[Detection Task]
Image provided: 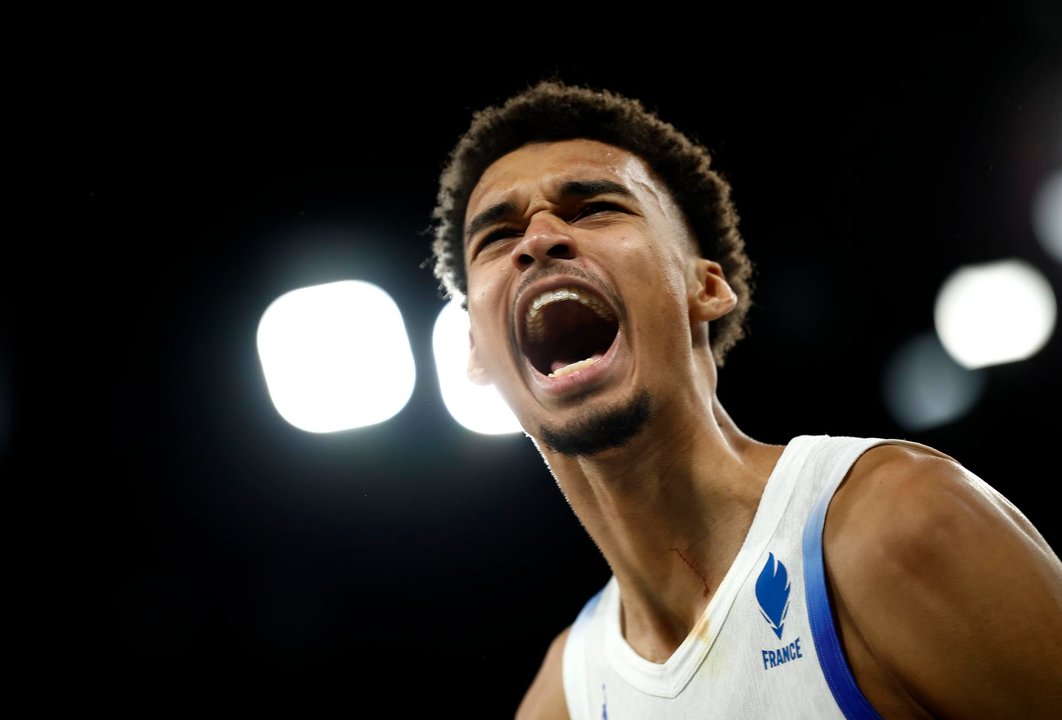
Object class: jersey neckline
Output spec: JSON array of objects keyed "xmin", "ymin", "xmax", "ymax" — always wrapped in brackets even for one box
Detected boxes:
[{"xmin": 601, "ymin": 434, "xmax": 820, "ymax": 697}]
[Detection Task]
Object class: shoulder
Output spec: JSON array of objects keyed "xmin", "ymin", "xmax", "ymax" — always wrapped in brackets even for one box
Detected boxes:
[
  {"xmin": 827, "ymin": 440, "xmax": 1055, "ymax": 564},
  {"xmin": 515, "ymin": 625, "xmax": 571, "ymax": 720},
  {"xmin": 823, "ymin": 440, "xmax": 1062, "ymax": 718},
  {"xmin": 822, "ymin": 441, "xmax": 999, "ymax": 631}
]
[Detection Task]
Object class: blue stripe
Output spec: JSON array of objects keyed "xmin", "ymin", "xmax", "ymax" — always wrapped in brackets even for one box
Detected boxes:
[{"xmin": 803, "ymin": 487, "xmax": 884, "ymax": 720}]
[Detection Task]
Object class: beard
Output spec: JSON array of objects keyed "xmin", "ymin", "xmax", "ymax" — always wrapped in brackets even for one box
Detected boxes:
[{"xmin": 537, "ymin": 389, "xmax": 652, "ymax": 457}]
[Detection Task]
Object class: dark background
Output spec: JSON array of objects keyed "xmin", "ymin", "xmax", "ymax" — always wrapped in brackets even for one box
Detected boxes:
[{"xmin": 10, "ymin": 7, "xmax": 1062, "ymax": 715}]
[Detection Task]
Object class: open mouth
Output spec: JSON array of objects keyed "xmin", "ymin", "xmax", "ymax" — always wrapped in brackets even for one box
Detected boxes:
[{"xmin": 520, "ymin": 287, "xmax": 620, "ymax": 378}]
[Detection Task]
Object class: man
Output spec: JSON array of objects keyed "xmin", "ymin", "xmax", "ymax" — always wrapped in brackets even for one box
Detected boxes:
[{"xmin": 428, "ymin": 80, "xmax": 1062, "ymax": 718}]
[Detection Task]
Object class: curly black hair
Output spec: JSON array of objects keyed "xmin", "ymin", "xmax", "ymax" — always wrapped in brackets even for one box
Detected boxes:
[{"xmin": 430, "ymin": 80, "xmax": 753, "ymax": 366}]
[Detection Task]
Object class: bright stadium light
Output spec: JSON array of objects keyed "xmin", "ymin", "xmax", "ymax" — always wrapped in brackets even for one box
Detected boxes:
[
  {"xmin": 257, "ymin": 280, "xmax": 416, "ymax": 433},
  {"xmin": 934, "ymin": 259, "xmax": 1056, "ymax": 369},
  {"xmin": 432, "ymin": 300, "xmax": 523, "ymax": 436}
]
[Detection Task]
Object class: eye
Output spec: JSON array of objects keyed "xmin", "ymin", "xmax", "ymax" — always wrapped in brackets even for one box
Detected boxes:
[
  {"xmin": 572, "ymin": 201, "xmax": 623, "ymax": 222},
  {"xmin": 473, "ymin": 227, "xmax": 521, "ymax": 257}
]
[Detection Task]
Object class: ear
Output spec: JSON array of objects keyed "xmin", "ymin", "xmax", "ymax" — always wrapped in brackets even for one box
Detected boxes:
[
  {"xmin": 466, "ymin": 329, "xmax": 492, "ymax": 386},
  {"xmin": 688, "ymin": 258, "xmax": 738, "ymax": 322}
]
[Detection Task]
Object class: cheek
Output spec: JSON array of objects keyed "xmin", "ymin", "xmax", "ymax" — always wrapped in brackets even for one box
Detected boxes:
[
  {"xmin": 467, "ymin": 284, "xmax": 512, "ymax": 364},
  {"xmin": 619, "ymin": 248, "xmax": 691, "ymax": 354},
  {"xmin": 466, "ymin": 253, "xmax": 508, "ymax": 298},
  {"xmin": 615, "ymin": 240, "xmax": 686, "ymax": 302},
  {"xmin": 467, "ymin": 288, "xmax": 508, "ymax": 340}
]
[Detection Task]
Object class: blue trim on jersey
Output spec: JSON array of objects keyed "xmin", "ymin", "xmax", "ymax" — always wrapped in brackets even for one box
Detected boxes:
[{"xmin": 803, "ymin": 488, "xmax": 884, "ymax": 720}]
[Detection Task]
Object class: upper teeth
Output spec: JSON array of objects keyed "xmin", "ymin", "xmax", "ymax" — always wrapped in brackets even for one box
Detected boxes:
[{"xmin": 525, "ymin": 287, "xmax": 616, "ymax": 343}]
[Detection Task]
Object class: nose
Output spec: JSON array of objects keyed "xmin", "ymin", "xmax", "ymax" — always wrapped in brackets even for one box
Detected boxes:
[{"xmin": 511, "ymin": 212, "xmax": 576, "ymax": 270}]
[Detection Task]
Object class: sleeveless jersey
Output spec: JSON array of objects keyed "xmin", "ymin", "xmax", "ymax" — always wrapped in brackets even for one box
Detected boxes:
[{"xmin": 562, "ymin": 434, "xmax": 895, "ymax": 719}]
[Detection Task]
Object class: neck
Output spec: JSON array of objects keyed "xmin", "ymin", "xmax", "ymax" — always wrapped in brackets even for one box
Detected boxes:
[{"xmin": 540, "ymin": 397, "xmax": 784, "ymax": 663}]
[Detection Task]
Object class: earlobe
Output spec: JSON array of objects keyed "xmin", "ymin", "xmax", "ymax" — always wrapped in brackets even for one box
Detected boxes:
[
  {"xmin": 689, "ymin": 258, "xmax": 738, "ymax": 321},
  {"xmin": 467, "ymin": 329, "xmax": 492, "ymax": 386}
]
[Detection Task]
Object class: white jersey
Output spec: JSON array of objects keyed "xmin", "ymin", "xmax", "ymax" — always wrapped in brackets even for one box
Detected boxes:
[{"xmin": 563, "ymin": 435, "xmax": 895, "ymax": 719}]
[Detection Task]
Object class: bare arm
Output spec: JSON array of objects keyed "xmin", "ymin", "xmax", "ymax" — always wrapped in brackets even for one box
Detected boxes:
[
  {"xmin": 516, "ymin": 625, "xmax": 571, "ymax": 720},
  {"xmin": 825, "ymin": 443, "xmax": 1062, "ymax": 719}
]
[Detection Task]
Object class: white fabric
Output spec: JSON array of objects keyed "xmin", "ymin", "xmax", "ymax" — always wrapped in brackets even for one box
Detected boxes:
[{"xmin": 562, "ymin": 435, "xmax": 890, "ymax": 719}]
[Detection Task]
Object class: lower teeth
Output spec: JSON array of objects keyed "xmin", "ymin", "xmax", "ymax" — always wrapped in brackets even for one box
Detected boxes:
[{"xmin": 548, "ymin": 357, "xmax": 599, "ymax": 378}]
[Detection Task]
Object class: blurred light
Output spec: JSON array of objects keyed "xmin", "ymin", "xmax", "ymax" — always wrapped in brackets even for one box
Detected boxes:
[
  {"xmin": 883, "ymin": 332, "xmax": 986, "ymax": 431},
  {"xmin": 257, "ymin": 280, "xmax": 416, "ymax": 433},
  {"xmin": 432, "ymin": 300, "xmax": 523, "ymax": 435},
  {"xmin": 934, "ymin": 259, "xmax": 1056, "ymax": 368},
  {"xmin": 1032, "ymin": 169, "xmax": 1062, "ymax": 263}
]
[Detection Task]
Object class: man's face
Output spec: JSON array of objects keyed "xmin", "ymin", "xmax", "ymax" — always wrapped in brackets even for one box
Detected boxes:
[{"xmin": 462, "ymin": 138, "xmax": 707, "ymax": 456}]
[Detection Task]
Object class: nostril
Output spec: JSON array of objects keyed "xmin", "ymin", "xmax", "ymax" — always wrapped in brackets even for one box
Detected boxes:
[
  {"xmin": 517, "ymin": 253, "xmax": 534, "ymax": 267},
  {"xmin": 547, "ymin": 243, "xmax": 571, "ymax": 258}
]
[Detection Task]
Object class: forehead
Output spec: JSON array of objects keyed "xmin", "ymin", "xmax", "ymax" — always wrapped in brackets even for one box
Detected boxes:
[{"xmin": 466, "ymin": 138, "xmax": 662, "ymax": 216}]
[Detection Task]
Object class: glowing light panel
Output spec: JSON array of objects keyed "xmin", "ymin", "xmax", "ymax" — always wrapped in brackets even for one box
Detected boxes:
[
  {"xmin": 432, "ymin": 300, "xmax": 522, "ymax": 435},
  {"xmin": 257, "ymin": 280, "xmax": 416, "ymax": 432},
  {"xmin": 934, "ymin": 259, "xmax": 1056, "ymax": 368}
]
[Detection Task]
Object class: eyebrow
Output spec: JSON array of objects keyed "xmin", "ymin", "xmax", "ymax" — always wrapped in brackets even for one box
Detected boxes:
[{"xmin": 464, "ymin": 179, "xmax": 634, "ymax": 245}]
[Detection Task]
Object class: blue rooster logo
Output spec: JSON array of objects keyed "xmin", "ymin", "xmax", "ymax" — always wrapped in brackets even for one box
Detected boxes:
[{"xmin": 755, "ymin": 552, "xmax": 791, "ymax": 640}]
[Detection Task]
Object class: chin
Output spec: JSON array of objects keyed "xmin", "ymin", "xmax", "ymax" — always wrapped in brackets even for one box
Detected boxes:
[{"xmin": 537, "ymin": 389, "xmax": 652, "ymax": 458}]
